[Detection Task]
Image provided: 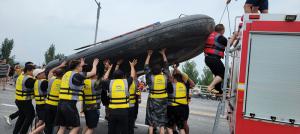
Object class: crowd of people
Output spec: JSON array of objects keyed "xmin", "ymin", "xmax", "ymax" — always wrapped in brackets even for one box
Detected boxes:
[{"xmin": 4, "ymin": 47, "xmax": 197, "ymax": 134}]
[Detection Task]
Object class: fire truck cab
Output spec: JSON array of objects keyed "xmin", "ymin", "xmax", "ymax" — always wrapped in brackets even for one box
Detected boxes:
[{"xmin": 227, "ymin": 14, "xmax": 300, "ymax": 134}]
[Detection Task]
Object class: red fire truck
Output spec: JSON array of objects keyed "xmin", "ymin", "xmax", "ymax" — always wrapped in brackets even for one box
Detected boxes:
[{"xmin": 225, "ymin": 14, "xmax": 300, "ymax": 134}]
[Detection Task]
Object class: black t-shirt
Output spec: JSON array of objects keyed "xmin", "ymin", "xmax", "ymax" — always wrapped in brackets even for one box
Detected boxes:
[
  {"xmin": 25, "ymin": 78, "xmax": 35, "ymax": 90},
  {"xmin": 217, "ymin": 35, "xmax": 228, "ymax": 47},
  {"xmin": 72, "ymin": 72, "xmax": 87, "ymax": 86},
  {"xmin": 40, "ymin": 80, "xmax": 48, "ymax": 92}
]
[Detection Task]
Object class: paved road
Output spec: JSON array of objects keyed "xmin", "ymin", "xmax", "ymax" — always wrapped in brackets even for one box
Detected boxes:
[{"xmin": 0, "ymin": 85, "xmax": 230, "ymax": 134}]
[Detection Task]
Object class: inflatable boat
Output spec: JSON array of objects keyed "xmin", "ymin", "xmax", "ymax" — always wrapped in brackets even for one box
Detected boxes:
[{"xmin": 46, "ymin": 14, "xmax": 215, "ymax": 74}]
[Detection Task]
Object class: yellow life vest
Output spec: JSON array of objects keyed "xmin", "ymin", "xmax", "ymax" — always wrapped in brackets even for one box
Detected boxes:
[
  {"xmin": 59, "ymin": 71, "xmax": 84, "ymax": 101},
  {"xmin": 15, "ymin": 74, "xmax": 34, "ymax": 101},
  {"xmin": 168, "ymin": 82, "xmax": 188, "ymax": 106},
  {"xmin": 136, "ymin": 86, "xmax": 141, "ymax": 103},
  {"xmin": 149, "ymin": 74, "xmax": 168, "ymax": 98},
  {"xmin": 129, "ymin": 81, "xmax": 137, "ymax": 107},
  {"xmin": 45, "ymin": 78, "xmax": 61, "ymax": 106},
  {"xmin": 34, "ymin": 79, "xmax": 47, "ymax": 105},
  {"xmin": 109, "ymin": 79, "xmax": 130, "ymax": 109},
  {"xmin": 83, "ymin": 79, "xmax": 101, "ymax": 105}
]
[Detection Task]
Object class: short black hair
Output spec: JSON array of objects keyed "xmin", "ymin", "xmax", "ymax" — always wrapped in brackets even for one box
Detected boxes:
[
  {"xmin": 82, "ymin": 64, "xmax": 92, "ymax": 72},
  {"xmin": 23, "ymin": 64, "xmax": 35, "ymax": 73},
  {"xmin": 113, "ymin": 69, "xmax": 124, "ymax": 79},
  {"xmin": 54, "ymin": 69, "xmax": 64, "ymax": 78},
  {"xmin": 25, "ymin": 61, "xmax": 34, "ymax": 66},
  {"xmin": 173, "ymin": 73, "xmax": 184, "ymax": 83},
  {"xmin": 215, "ymin": 24, "xmax": 225, "ymax": 32},
  {"xmin": 152, "ymin": 64, "xmax": 162, "ymax": 75},
  {"xmin": 68, "ymin": 60, "xmax": 81, "ymax": 70}
]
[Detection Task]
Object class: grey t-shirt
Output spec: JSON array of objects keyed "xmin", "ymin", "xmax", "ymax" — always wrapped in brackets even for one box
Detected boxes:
[{"xmin": 0, "ymin": 63, "xmax": 10, "ymax": 76}]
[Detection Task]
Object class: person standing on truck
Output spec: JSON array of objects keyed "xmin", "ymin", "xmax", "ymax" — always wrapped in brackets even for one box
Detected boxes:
[
  {"xmin": 204, "ymin": 24, "xmax": 227, "ymax": 95},
  {"xmin": 244, "ymin": 0, "xmax": 269, "ymax": 13},
  {"xmin": 145, "ymin": 48, "xmax": 170, "ymax": 134},
  {"xmin": 56, "ymin": 58, "xmax": 99, "ymax": 134}
]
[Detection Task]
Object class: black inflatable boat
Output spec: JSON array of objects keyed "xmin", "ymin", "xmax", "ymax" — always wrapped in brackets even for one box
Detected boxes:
[{"xmin": 46, "ymin": 14, "xmax": 215, "ymax": 74}]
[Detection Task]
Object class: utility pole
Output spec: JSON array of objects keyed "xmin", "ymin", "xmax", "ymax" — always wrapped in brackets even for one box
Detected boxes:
[{"xmin": 94, "ymin": 0, "xmax": 101, "ymax": 43}]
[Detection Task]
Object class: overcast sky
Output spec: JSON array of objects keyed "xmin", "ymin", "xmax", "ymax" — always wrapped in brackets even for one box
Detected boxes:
[{"xmin": 1, "ymin": 0, "xmax": 299, "ymax": 72}]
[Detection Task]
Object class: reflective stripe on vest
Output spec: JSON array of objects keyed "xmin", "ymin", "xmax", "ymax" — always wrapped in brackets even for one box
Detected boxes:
[
  {"xmin": 46, "ymin": 78, "xmax": 61, "ymax": 106},
  {"xmin": 168, "ymin": 82, "xmax": 188, "ymax": 106},
  {"xmin": 204, "ymin": 32, "xmax": 225, "ymax": 57},
  {"xmin": 129, "ymin": 80, "xmax": 137, "ymax": 107},
  {"xmin": 149, "ymin": 74, "xmax": 168, "ymax": 98},
  {"xmin": 59, "ymin": 71, "xmax": 84, "ymax": 101},
  {"xmin": 109, "ymin": 79, "xmax": 129, "ymax": 109},
  {"xmin": 83, "ymin": 79, "xmax": 101, "ymax": 105},
  {"xmin": 34, "ymin": 79, "xmax": 47, "ymax": 105},
  {"xmin": 136, "ymin": 88, "xmax": 141, "ymax": 103},
  {"xmin": 15, "ymin": 74, "xmax": 34, "ymax": 100}
]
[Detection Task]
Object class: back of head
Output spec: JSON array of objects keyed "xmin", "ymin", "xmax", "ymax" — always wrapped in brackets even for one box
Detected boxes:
[
  {"xmin": 24, "ymin": 64, "xmax": 35, "ymax": 73},
  {"xmin": 113, "ymin": 69, "xmax": 124, "ymax": 79},
  {"xmin": 215, "ymin": 24, "xmax": 225, "ymax": 33},
  {"xmin": 68, "ymin": 60, "xmax": 81, "ymax": 71},
  {"xmin": 25, "ymin": 61, "xmax": 34, "ymax": 66},
  {"xmin": 54, "ymin": 69, "xmax": 64, "ymax": 78},
  {"xmin": 152, "ymin": 64, "xmax": 162, "ymax": 75},
  {"xmin": 173, "ymin": 73, "xmax": 184, "ymax": 83}
]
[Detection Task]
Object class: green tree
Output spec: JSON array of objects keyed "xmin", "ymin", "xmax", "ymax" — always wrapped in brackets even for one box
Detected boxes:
[
  {"xmin": 1, "ymin": 38, "xmax": 15, "ymax": 65},
  {"xmin": 199, "ymin": 66, "xmax": 214, "ymax": 86},
  {"xmin": 182, "ymin": 60, "xmax": 200, "ymax": 84},
  {"xmin": 54, "ymin": 53, "xmax": 66, "ymax": 60},
  {"xmin": 44, "ymin": 44, "xmax": 56, "ymax": 64}
]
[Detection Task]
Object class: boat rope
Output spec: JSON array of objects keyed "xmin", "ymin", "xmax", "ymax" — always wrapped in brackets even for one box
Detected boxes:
[{"xmin": 219, "ymin": 1, "xmax": 233, "ymax": 35}]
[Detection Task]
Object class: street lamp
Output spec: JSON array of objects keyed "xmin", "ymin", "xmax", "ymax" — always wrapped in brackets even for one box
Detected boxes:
[{"xmin": 94, "ymin": 0, "xmax": 101, "ymax": 43}]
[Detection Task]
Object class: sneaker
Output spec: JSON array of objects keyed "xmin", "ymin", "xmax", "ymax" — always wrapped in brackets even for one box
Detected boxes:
[
  {"xmin": 3, "ymin": 115, "xmax": 12, "ymax": 126},
  {"xmin": 211, "ymin": 89, "xmax": 220, "ymax": 94}
]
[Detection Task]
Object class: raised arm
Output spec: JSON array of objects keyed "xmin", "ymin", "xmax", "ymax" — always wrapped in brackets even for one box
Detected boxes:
[
  {"xmin": 102, "ymin": 63, "xmax": 113, "ymax": 80},
  {"xmin": 115, "ymin": 59, "xmax": 123, "ymax": 71},
  {"xmin": 86, "ymin": 58, "xmax": 99, "ymax": 78},
  {"xmin": 145, "ymin": 50, "xmax": 153, "ymax": 66},
  {"xmin": 129, "ymin": 59, "xmax": 138, "ymax": 79},
  {"xmin": 48, "ymin": 61, "xmax": 66, "ymax": 79},
  {"xmin": 160, "ymin": 48, "xmax": 170, "ymax": 77},
  {"xmin": 159, "ymin": 48, "xmax": 167, "ymax": 63}
]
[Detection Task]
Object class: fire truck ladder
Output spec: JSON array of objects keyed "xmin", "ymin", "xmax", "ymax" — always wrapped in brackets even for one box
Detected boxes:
[{"xmin": 212, "ymin": 38, "xmax": 240, "ymax": 134}]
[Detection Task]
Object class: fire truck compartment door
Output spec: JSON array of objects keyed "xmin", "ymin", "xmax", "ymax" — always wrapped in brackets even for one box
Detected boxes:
[{"xmin": 244, "ymin": 33, "xmax": 300, "ymax": 125}]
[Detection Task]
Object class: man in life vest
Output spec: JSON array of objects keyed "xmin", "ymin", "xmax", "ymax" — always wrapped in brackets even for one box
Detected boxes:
[
  {"xmin": 171, "ymin": 63, "xmax": 195, "ymax": 134},
  {"xmin": 43, "ymin": 61, "xmax": 66, "ymax": 134},
  {"xmin": 30, "ymin": 68, "xmax": 49, "ymax": 134},
  {"xmin": 101, "ymin": 59, "xmax": 137, "ymax": 134},
  {"xmin": 56, "ymin": 58, "xmax": 99, "ymax": 134},
  {"xmin": 13, "ymin": 62, "xmax": 36, "ymax": 134},
  {"xmin": 204, "ymin": 24, "xmax": 228, "ymax": 95},
  {"xmin": 114, "ymin": 59, "xmax": 139, "ymax": 134},
  {"xmin": 81, "ymin": 62, "xmax": 111, "ymax": 134},
  {"xmin": 166, "ymin": 73, "xmax": 190, "ymax": 134},
  {"xmin": 144, "ymin": 48, "xmax": 170, "ymax": 134}
]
